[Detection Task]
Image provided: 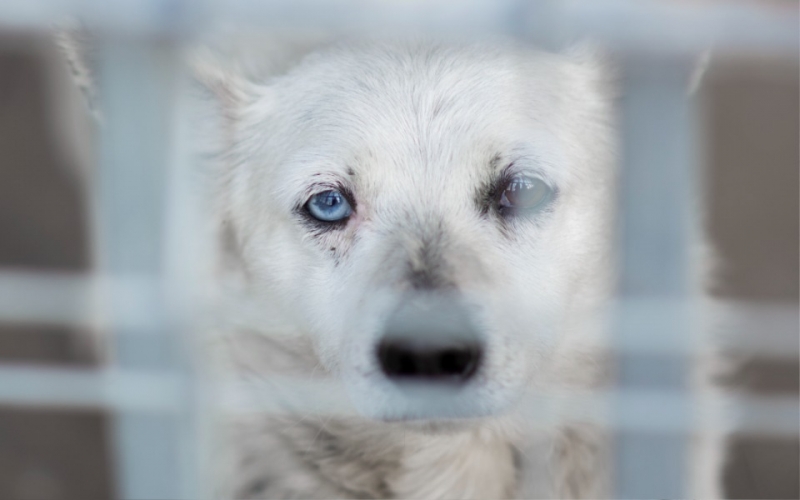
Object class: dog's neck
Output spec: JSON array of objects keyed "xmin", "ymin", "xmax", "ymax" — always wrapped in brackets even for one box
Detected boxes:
[
  {"xmin": 279, "ymin": 417, "xmax": 609, "ymax": 499},
  {"xmin": 274, "ymin": 416, "xmax": 519, "ymax": 499},
  {"xmin": 387, "ymin": 428, "xmax": 517, "ymax": 499}
]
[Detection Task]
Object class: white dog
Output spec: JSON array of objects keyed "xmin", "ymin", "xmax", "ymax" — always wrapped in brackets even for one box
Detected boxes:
[{"xmin": 62, "ymin": 35, "xmax": 723, "ymax": 499}]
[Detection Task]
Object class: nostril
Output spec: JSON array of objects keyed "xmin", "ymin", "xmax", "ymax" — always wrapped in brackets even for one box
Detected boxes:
[
  {"xmin": 388, "ymin": 347, "xmax": 417, "ymax": 377},
  {"xmin": 439, "ymin": 347, "xmax": 478, "ymax": 377},
  {"xmin": 378, "ymin": 340, "xmax": 482, "ymax": 382}
]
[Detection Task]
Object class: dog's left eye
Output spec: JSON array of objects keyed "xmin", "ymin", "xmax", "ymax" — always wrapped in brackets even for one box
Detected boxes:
[
  {"xmin": 306, "ymin": 190, "xmax": 353, "ymax": 222},
  {"xmin": 498, "ymin": 175, "xmax": 553, "ymax": 215}
]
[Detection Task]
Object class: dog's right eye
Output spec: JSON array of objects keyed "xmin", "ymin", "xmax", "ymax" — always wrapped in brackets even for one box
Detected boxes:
[{"xmin": 305, "ymin": 190, "xmax": 353, "ymax": 222}]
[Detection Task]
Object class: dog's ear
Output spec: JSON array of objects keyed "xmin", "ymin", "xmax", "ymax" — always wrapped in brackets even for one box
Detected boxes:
[
  {"xmin": 55, "ymin": 28, "xmax": 306, "ymax": 120},
  {"xmin": 687, "ymin": 49, "xmax": 712, "ymax": 95},
  {"xmin": 187, "ymin": 44, "xmax": 269, "ymax": 121},
  {"xmin": 55, "ymin": 27, "xmax": 101, "ymax": 119},
  {"xmin": 560, "ymin": 41, "xmax": 619, "ymax": 99},
  {"xmin": 563, "ymin": 41, "xmax": 712, "ymax": 97},
  {"xmin": 56, "ymin": 28, "xmax": 257, "ymax": 121},
  {"xmin": 188, "ymin": 34, "xmax": 329, "ymax": 110}
]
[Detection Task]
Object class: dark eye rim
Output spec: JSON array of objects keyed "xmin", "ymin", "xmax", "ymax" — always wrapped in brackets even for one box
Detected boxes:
[{"xmin": 298, "ymin": 185, "xmax": 356, "ymax": 230}]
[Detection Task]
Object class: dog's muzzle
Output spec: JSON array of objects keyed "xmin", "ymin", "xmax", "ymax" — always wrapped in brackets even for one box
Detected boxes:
[{"xmin": 377, "ymin": 293, "xmax": 484, "ymax": 384}]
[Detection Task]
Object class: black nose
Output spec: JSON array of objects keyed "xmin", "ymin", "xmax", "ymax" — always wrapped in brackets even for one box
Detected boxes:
[
  {"xmin": 378, "ymin": 339, "xmax": 482, "ymax": 381},
  {"xmin": 377, "ymin": 293, "xmax": 484, "ymax": 383}
]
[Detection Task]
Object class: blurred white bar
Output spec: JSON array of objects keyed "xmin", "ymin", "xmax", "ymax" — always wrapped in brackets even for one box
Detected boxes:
[
  {"xmin": 0, "ymin": 271, "xmax": 95, "ymax": 327},
  {"xmin": 96, "ymin": 40, "xmax": 194, "ymax": 500},
  {"xmin": 0, "ymin": 366, "xmax": 183, "ymax": 413},
  {"xmin": 2, "ymin": 271, "xmax": 797, "ymax": 357},
  {"xmin": 0, "ymin": 0, "xmax": 796, "ymax": 54},
  {"xmin": 220, "ymin": 379, "xmax": 800, "ymax": 437},
  {"xmin": 561, "ymin": 0, "xmax": 799, "ymax": 55},
  {"xmin": 613, "ymin": 57, "xmax": 696, "ymax": 497},
  {"xmin": 0, "ymin": 270, "xmax": 162, "ymax": 330},
  {"xmin": 160, "ymin": 60, "xmax": 216, "ymax": 500},
  {"xmin": 1, "ymin": 369, "xmax": 796, "ymax": 436},
  {"xmin": 523, "ymin": 389, "xmax": 800, "ymax": 438}
]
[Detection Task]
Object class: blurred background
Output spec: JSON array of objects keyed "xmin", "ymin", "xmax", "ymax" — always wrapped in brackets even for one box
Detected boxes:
[{"xmin": 0, "ymin": 6, "xmax": 797, "ymax": 500}]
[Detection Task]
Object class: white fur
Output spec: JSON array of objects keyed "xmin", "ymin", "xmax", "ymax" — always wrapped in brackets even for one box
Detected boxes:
[
  {"xmin": 62, "ymin": 34, "xmax": 725, "ymax": 498},
  {"xmin": 201, "ymin": 39, "xmax": 618, "ymax": 498}
]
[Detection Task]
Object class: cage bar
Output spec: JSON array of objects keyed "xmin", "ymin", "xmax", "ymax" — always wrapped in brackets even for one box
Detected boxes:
[
  {"xmin": 0, "ymin": 367, "xmax": 797, "ymax": 437},
  {"xmin": 1, "ymin": 271, "xmax": 798, "ymax": 357},
  {"xmin": 95, "ymin": 40, "xmax": 200, "ymax": 500},
  {"xmin": 613, "ymin": 56, "xmax": 699, "ymax": 498},
  {"xmin": 0, "ymin": 0, "xmax": 796, "ymax": 53}
]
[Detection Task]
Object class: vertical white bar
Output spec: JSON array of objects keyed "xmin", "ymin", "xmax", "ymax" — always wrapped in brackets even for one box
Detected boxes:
[
  {"xmin": 162, "ymin": 60, "xmax": 216, "ymax": 500},
  {"xmin": 97, "ymin": 39, "xmax": 196, "ymax": 499},
  {"xmin": 614, "ymin": 57, "xmax": 697, "ymax": 498}
]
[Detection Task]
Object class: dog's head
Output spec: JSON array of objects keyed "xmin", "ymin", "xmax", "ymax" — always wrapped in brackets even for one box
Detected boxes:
[
  {"xmin": 205, "ymin": 40, "xmax": 616, "ymax": 422},
  {"xmin": 60, "ymin": 34, "xmax": 616, "ymax": 422}
]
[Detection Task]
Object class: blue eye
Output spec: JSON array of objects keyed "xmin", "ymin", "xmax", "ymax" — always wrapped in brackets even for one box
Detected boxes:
[{"xmin": 305, "ymin": 190, "xmax": 353, "ymax": 222}]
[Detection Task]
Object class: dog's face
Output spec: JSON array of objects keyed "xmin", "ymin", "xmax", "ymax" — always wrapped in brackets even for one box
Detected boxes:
[{"xmin": 218, "ymin": 42, "xmax": 615, "ymax": 422}]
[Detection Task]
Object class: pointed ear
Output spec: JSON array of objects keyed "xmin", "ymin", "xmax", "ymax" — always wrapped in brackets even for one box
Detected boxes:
[
  {"xmin": 560, "ymin": 41, "xmax": 619, "ymax": 101},
  {"xmin": 56, "ymin": 26, "xmax": 256, "ymax": 122},
  {"xmin": 188, "ymin": 33, "xmax": 330, "ymax": 110},
  {"xmin": 688, "ymin": 49, "xmax": 712, "ymax": 95},
  {"xmin": 564, "ymin": 41, "xmax": 713, "ymax": 97},
  {"xmin": 55, "ymin": 26, "xmax": 101, "ymax": 119},
  {"xmin": 188, "ymin": 46, "xmax": 258, "ymax": 117}
]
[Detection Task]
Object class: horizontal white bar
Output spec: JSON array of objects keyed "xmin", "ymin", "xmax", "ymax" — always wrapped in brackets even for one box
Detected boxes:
[
  {"xmin": 573, "ymin": 389, "xmax": 799, "ymax": 437},
  {"xmin": 0, "ymin": 0, "xmax": 796, "ymax": 54},
  {"xmin": 0, "ymin": 365, "xmax": 184, "ymax": 413},
  {"xmin": 615, "ymin": 297, "xmax": 800, "ymax": 359},
  {"xmin": 562, "ymin": 0, "xmax": 799, "ymax": 55},
  {"xmin": 0, "ymin": 368, "xmax": 796, "ymax": 436},
  {"xmin": 1, "ymin": 271, "xmax": 797, "ymax": 357},
  {"xmin": 218, "ymin": 295, "xmax": 800, "ymax": 359},
  {"xmin": 0, "ymin": 270, "xmax": 96, "ymax": 328},
  {"xmin": 221, "ymin": 377, "xmax": 800, "ymax": 437},
  {"xmin": 0, "ymin": 270, "xmax": 165, "ymax": 331}
]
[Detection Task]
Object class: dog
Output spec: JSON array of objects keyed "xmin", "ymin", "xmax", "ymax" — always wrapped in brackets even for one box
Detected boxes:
[{"xmin": 60, "ymin": 34, "xmax": 724, "ymax": 499}]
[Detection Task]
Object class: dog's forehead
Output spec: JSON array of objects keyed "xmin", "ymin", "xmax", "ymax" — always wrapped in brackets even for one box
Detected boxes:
[
  {"xmin": 252, "ymin": 42, "xmax": 606, "ymax": 216},
  {"xmin": 271, "ymin": 44, "xmax": 575, "ymax": 176}
]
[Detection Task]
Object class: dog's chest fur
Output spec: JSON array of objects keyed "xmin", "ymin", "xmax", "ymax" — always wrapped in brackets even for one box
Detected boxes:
[
  {"xmin": 224, "ymin": 402, "xmax": 607, "ymax": 499},
  {"xmin": 388, "ymin": 431, "xmax": 517, "ymax": 499},
  {"xmin": 232, "ymin": 424, "xmax": 520, "ymax": 498}
]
